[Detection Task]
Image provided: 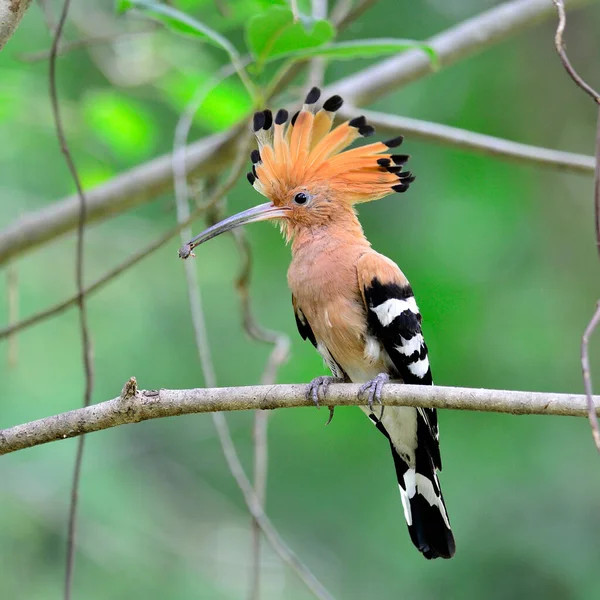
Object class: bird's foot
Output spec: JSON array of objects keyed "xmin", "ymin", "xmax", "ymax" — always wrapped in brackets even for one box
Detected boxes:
[
  {"xmin": 305, "ymin": 376, "xmax": 342, "ymax": 425},
  {"xmin": 359, "ymin": 372, "xmax": 389, "ymax": 417}
]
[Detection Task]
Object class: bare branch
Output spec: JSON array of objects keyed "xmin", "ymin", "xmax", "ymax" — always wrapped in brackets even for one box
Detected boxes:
[
  {"xmin": 6, "ymin": 264, "xmax": 18, "ymax": 367},
  {"xmin": 595, "ymin": 110, "xmax": 600, "ymax": 260},
  {"xmin": 0, "ymin": 128, "xmax": 237, "ymax": 266},
  {"xmin": 331, "ymin": 0, "xmax": 595, "ymax": 105},
  {"xmin": 1, "ymin": 383, "xmax": 599, "ymax": 456},
  {"xmin": 333, "ymin": 0, "xmax": 378, "ymax": 31},
  {"xmin": 211, "ymin": 411, "xmax": 334, "ymax": 600},
  {"xmin": 583, "ymin": 113, "xmax": 600, "ymax": 452},
  {"xmin": 249, "ymin": 408, "xmax": 268, "ymax": 600},
  {"xmin": 0, "ymin": 149, "xmax": 249, "ymax": 343},
  {"xmin": 306, "ymin": 0, "xmax": 328, "ymax": 91},
  {"xmin": 552, "ymin": 0, "xmax": 600, "ymax": 453},
  {"xmin": 2, "ymin": 0, "xmax": 592, "ymax": 266},
  {"xmin": 553, "ymin": 0, "xmax": 600, "ymax": 104},
  {"xmin": 0, "ymin": 0, "xmax": 33, "ymax": 51},
  {"xmin": 346, "ymin": 107, "xmax": 595, "ymax": 175},
  {"xmin": 582, "ymin": 302, "xmax": 600, "ymax": 452},
  {"xmin": 48, "ymin": 0, "xmax": 95, "ymax": 596}
]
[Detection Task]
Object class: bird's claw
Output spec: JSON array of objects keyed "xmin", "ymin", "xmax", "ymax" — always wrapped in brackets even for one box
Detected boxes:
[
  {"xmin": 325, "ymin": 406, "xmax": 335, "ymax": 426},
  {"xmin": 358, "ymin": 372, "xmax": 389, "ymax": 417},
  {"xmin": 305, "ymin": 376, "xmax": 341, "ymax": 425}
]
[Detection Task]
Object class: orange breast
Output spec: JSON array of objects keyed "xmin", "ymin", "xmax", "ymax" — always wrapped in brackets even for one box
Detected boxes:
[{"xmin": 288, "ymin": 229, "xmax": 384, "ymax": 381}]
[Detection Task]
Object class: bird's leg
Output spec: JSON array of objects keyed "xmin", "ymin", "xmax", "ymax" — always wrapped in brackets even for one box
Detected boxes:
[
  {"xmin": 305, "ymin": 376, "xmax": 343, "ymax": 425},
  {"xmin": 358, "ymin": 372, "xmax": 390, "ymax": 415}
]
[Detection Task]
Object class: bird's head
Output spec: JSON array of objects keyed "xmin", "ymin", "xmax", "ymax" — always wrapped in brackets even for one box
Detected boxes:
[{"xmin": 180, "ymin": 87, "xmax": 414, "ymax": 256}]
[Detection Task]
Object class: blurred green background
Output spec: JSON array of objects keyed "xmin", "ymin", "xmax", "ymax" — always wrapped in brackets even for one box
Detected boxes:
[{"xmin": 2, "ymin": 0, "xmax": 600, "ymax": 598}]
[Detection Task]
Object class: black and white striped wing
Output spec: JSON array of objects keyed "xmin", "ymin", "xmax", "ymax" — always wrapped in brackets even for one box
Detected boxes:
[
  {"xmin": 358, "ymin": 253, "xmax": 455, "ymax": 559},
  {"xmin": 363, "ymin": 277, "xmax": 440, "ymax": 463}
]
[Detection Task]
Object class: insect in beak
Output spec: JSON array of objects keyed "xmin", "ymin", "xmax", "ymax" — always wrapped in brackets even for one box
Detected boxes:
[{"xmin": 179, "ymin": 202, "xmax": 290, "ymax": 259}]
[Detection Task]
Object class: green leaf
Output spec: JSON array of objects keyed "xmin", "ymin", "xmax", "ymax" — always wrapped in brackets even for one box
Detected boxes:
[
  {"xmin": 118, "ymin": 1, "xmax": 258, "ymax": 101},
  {"xmin": 115, "ymin": 0, "xmax": 133, "ymax": 13},
  {"xmin": 270, "ymin": 38, "xmax": 438, "ymax": 67},
  {"xmin": 245, "ymin": 6, "xmax": 334, "ymax": 66},
  {"xmin": 83, "ymin": 90, "xmax": 156, "ymax": 160},
  {"xmin": 118, "ymin": 0, "xmax": 233, "ymax": 52}
]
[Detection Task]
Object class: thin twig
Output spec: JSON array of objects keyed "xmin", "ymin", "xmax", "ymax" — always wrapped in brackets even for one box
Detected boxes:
[
  {"xmin": 553, "ymin": 0, "xmax": 600, "ymax": 453},
  {"xmin": 211, "ymin": 411, "xmax": 334, "ymax": 600},
  {"xmin": 48, "ymin": 0, "xmax": 94, "ymax": 597},
  {"xmin": 333, "ymin": 0, "xmax": 379, "ymax": 31},
  {"xmin": 249, "ymin": 408, "xmax": 269, "ymax": 600},
  {"xmin": 553, "ymin": 1, "xmax": 600, "ymax": 104},
  {"xmin": 2, "ymin": 382, "xmax": 600, "ymax": 456},
  {"xmin": 37, "ymin": 0, "xmax": 56, "ymax": 33},
  {"xmin": 582, "ymin": 302, "xmax": 600, "ymax": 452},
  {"xmin": 595, "ymin": 110, "xmax": 600, "ymax": 260},
  {"xmin": 17, "ymin": 28, "xmax": 158, "ymax": 62},
  {"xmin": 6, "ymin": 265, "xmax": 18, "ymax": 367},
  {"xmin": 306, "ymin": 0, "xmax": 328, "ymax": 91},
  {"xmin": 0, "ymin": 127, "xmax": 238, "ymax": 267},
  {"xmin": 0, "ymin": 165, "xmax": 248, "ymax": 343},
  {"xmin": 344, "ymin": 107, "xmax": 596, "ymax": 175},
  {"xmin": 584, "ymin": 113, "xmax": 600, "ymax": 452}
]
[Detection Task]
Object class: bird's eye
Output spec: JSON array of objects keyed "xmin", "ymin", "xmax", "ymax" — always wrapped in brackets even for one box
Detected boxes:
[{"xmin": 294, "ymin": 192, "xmax": 308, "ymax": 205}]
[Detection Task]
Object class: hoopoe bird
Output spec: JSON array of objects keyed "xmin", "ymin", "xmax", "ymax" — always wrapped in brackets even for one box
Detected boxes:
[{"xmin": 180, "ymin": 87, "xmax": 456, "ymax": 559}]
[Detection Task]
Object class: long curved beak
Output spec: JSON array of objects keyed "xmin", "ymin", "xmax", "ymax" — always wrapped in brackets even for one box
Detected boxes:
[{"xmin": 179, "ymin": 202, "xmax": 289, "ymax": 259}]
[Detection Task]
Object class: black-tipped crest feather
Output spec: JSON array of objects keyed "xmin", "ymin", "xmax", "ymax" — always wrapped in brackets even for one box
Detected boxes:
[
  {"xmin": 275, "ymin": 109, "xmax": 288, "ymax": 125},
  {"xmin": 262, "ymin": 109, "xmax": 273, "ymax": 130},
  {"xmin": 305, "ymin": 86, "xmax": 321, "ymax": 104},
  {"xmin": 323, "ymin": 95, "xmax": 343, "ymax": 112},
  {"xmin": 384, "ymin": 136, "xmax": 404, "ymax": 148},
  {"xmin": 253, "ymin": 112, "xmax": 265, "ymax": 132},
  {"xmin": 349, "ymin": 115, "xmax": 367, "ymax": 128}
]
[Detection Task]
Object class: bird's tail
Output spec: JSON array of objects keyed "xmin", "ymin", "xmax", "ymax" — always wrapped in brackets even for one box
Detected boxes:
[{"xmin": 370, "ymin": 413, "xmax": 456, "ymax": 559}]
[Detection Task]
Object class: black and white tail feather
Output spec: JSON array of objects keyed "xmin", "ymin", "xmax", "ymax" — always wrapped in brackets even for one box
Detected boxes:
[{"xmin": 364, "ymin": 277, "xmax": 455, "ymax": 559}]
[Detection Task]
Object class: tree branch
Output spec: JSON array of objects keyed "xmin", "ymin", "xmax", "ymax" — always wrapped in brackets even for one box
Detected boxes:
[
  {"xmin": 0, "ymin": 128, "xmax": 237, "ymax": 267},
  {"xmin": 344, "ymin": 107, "xmax": 595, "ymax": 175},
  {"xmin": 332, "ymin": 0, "xmax": 595, "ymax": 104},
  {"xmin": 0, "ymin": 0, "xmax": 33, "ymax": 51},
  {"xmin": 553, "ymin": 0, "xmax": 600, "ymax": 105},
  {"xmin": 2, "ymin": 0, "xmax": 594, "ymax": 266},
  {"xmin": 2, "ymin": 382, "xmax": 599, "ymax": 456}
]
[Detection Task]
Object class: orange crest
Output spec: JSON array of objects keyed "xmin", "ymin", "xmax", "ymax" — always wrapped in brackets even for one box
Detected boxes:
[{"xmin": 246, "ymin": 87, "xmax": 415, "ymax": 206}]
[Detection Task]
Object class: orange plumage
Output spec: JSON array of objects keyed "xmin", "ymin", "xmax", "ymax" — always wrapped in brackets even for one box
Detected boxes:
[{"xmin": 248, "ymin": 93, "xmax": 412, "ymax": 212}]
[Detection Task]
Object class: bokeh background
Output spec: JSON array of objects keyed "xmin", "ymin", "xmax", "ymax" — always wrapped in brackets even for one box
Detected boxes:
[{"xmin": 2, "ymin": 0, "xmax": 600, "ymax": 598}]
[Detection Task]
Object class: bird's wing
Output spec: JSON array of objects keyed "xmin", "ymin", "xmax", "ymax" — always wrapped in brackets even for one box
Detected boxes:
[
  {"xmin": 357, "ymin": 251, "xmax": 439, "ymax": 462},
  {"xmin": 292, "ymin": 295, "xmax": 348, "ymax": 380},
  {"xmin": 357, "ymin": 251, "xmax": 454, "ymax": 559},
  {"xmin": 292, "ymin": 294, "xmax": 317, "ymax": 347}
]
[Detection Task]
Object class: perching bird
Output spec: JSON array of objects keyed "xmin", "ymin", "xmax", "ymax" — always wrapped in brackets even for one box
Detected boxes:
[{"xmin": 180, "ymin": 87, "xmax": 455, "ymax": 559}]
